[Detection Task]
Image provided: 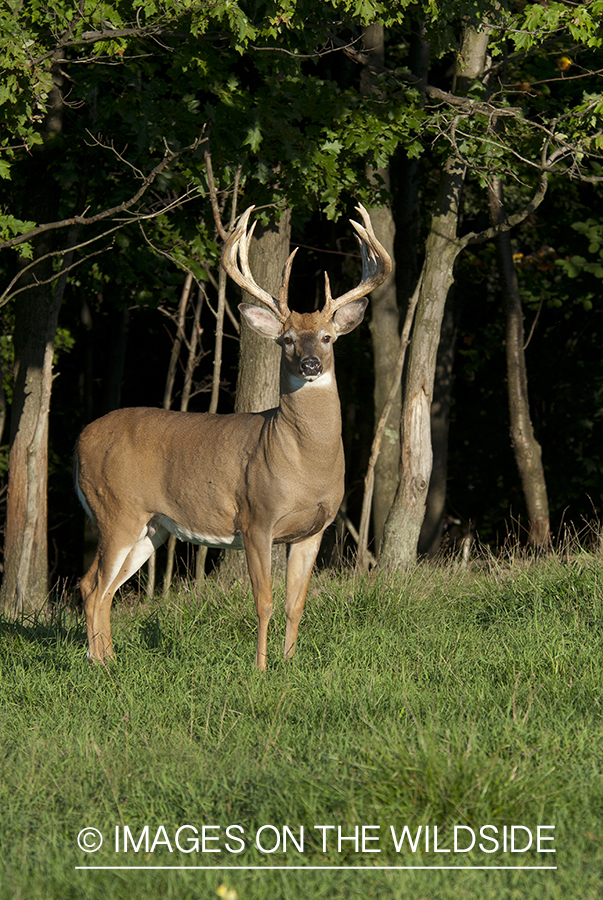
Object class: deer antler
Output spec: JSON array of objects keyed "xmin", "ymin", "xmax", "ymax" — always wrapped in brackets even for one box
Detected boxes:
[
  {"xmin": 322, "ymin": 204, "xmax": 392, "ymax": 319},
  {"xmin": 223, "ymin": 204, "xmax": 391, "ymax": 324},
  {"xmin": 221, "ymin": 206, "xmax": 297, "ymax": 324}
]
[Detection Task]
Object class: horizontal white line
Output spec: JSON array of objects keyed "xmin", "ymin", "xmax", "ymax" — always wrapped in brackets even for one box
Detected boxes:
[{"xmin": 75, "ymin": 865, "xmax": 558, "ymax": 871}]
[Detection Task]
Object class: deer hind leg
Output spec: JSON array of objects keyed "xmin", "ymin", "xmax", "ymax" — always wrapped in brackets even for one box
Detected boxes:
[
  {"xmin": 243, "ymin": 533, "xmax": 274, "ymax": 671},
  {"xmin": 284, "ymin": 531, "xmax": 323, "ymax": 660},
  {"xmin": 81, "ymin": 519, "xmax": 168, "ymax": 663},
  {"xmin": 81, "ymin": 540, "xmax": 132, "ymax": 664}
]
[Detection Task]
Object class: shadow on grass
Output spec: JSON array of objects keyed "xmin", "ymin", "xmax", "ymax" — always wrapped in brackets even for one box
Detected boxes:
[
  {"xmin": 135, "ymin": 609, "xmax": 175, "ymax": 654},
  {"xmin": 0, "ymin": 603, "xmax": 87, "ymax": 655}
]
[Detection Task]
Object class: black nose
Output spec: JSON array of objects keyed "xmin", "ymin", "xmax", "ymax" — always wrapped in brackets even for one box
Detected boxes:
[{"xmin": 300, "ymin": 357, "xmax": 322, "ymax": 377}]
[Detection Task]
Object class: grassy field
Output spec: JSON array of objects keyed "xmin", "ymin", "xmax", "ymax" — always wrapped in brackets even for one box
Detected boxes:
[{"xmin": 1, "ymin": 548, "xmax": 602, "ymax": 899}]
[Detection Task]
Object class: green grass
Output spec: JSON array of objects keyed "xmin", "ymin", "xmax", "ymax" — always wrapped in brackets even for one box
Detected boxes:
[{"xmin": 1, "ymin": 551, "xmax": 603, "ymax": 899}]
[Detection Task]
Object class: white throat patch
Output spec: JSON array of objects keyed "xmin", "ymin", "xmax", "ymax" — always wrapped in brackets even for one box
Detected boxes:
[{"xmin": 285, "ymin": 370, "xmax": 333, "ymax": 393}]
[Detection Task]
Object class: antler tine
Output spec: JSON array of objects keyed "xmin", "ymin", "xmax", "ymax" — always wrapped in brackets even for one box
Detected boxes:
[
  {"xmin": 221, "ymin": 205, "xmax": 290, "ymax": 323},
  {"xmin": 322, "ymin": 203, "xmax": 392, "ymax": 319},
  {"xmin": 277, "ymin": 247, "xmax": 297, "ymax": 317}
]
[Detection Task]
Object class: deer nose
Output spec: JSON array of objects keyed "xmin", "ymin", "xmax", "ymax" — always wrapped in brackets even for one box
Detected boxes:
[{"xmin": 300, "ymin": 356, "xmax": 322, "ymax": 377}]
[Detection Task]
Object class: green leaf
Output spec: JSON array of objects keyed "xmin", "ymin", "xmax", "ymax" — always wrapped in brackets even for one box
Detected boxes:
[{"xmin": 243, "ymin": 122, "xmax": 262, "ymax": 153}]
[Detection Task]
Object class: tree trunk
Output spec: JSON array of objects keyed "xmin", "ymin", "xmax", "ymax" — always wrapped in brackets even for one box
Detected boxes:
[
  {"xmin": 379, "ymin": 24, "xmax": 490, "ymax": 570},
  {"xmin": 418, "ymin": 296, "xmax": 458, "ymax": 556},
  {"xmin": 378, "ymin": 186, "xmax": 461, "ymax": 569},
  {"xmin": 234, "ymin": 210, "xmax": 291, "ymax": 413},
  {"xmin": 360, "ymin": 24, "xmax": 400, "ymax": 556},
  {"xmin": 2, "ymin": 63, "xmax": 65, "ymax": 613},
  {"xmin": 367, "ymin": 203, "xmax": 399, "ymax": 553},
  {"xmin": 488, "ymin": 178, "xmax": 550, "ymax": 548},
  {"xmin": 395, "ymin": 19, "xmax": 429, "ymax": 305},
  {"xmin": 219, "ymin": 209, "xmax": 291, "ymax": 581},
  {"xmin": 3, "ymin": 284, "xmax": 53, "ymax": 613},
  {"xmin": 161, "ymin": 273, "xmax": 194, "ymax": 597}
]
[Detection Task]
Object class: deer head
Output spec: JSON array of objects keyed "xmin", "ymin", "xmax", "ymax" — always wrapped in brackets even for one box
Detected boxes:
[{"xmin": 222, "ymin": 204, "xmax": 392, "ymax": 389}]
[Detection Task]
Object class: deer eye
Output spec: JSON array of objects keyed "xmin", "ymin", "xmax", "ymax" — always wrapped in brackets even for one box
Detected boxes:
[
  {"xmin": 322, "ymin": 335, "xmax": 331, "ymax": 344},
  {"xmin": 283, "ymin": 336, "xmax": 294, "ymax": 346}
]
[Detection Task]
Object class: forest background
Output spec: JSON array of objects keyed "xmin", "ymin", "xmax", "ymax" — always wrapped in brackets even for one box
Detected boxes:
[{"xmin": 1, "ymin": 0, "xmax": 603, "ymax": 612}]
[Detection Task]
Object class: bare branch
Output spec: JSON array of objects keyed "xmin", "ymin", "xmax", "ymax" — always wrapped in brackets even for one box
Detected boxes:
[
  {"xmin": 163, "ymin": 273, "xmax": 194, "ymax": 410},
  {"xmin": 523, "ymin": 295, "xmax": 545, "ymax": 351},
  {"xmin": 31, "ymin": 22, "xmax": 181, "ymax": 66},
  {"xmin": 54, "ymin": 0, "xmax": 86, "ymax": 50},
  {"xmin": 85, "ymin": 131, "xmax": 145, "ymax": 179},
  {"xmin": 329, "ymin": 33, "xmax": 522, "ymax": 118},
  {"xmin": 1, "ymin": 246, "xmax": 108, "ymax": 310},
  {"xmin": 337, "ymin": 510, "xmax": 376, "ymax": 567},
  {"xmin": 204, "ymin": 138, "xmax": 229, "ymax": 242},
  {"xmin": 442, "ymin": 117, "xmax": 603, "ymax": 178},
  {"xmin": 228, "ymin": 162, "xmax": 243, "ymax": 233},
  {"xmin": 526, "ymin": 66, "xmax": 603, "ymax": 87},
  {"xmin": 137, "ymin": 222, "xmax": 208, "ymax": 296},
  {"xmin": 461, "ymin": 171, "xmax": 549, "ymax": 248},
  {"xmin": 208, "ymin": 179, "xmax": 244, "ymax": 413},
  {"xmin": 250, "ymin": 36, "xmax": 363, "ymax": 59},
  {"xmin": 0, "ymin": 226, "xmax": 122, "ymax": 307},
  {"xmin": 198, "ymin": 262, "xmax": 240, "ymax": 333},
  {"xmin": 0, "ymin": 130, "xmax": 208, "ymax": 251}
]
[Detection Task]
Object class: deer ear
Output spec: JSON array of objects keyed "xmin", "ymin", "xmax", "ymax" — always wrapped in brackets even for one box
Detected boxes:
[
  {"xmin": 239, "ymin": 303, "xmax": 283, "ymax": 339},
  {"xmin": 332, "ymin": 297, "xmax": 368, "ymax": 335}
]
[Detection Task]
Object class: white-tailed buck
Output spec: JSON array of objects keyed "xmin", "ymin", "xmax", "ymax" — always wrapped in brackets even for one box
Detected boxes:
[{"xmin": 75, "ymin": 205, "xmax": 391, "ymax": 669}]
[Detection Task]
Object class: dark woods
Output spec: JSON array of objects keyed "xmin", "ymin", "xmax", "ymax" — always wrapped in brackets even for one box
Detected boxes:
[{"xmin": 0, "ymin": 2, "xmax": 602, "ymax": 603}]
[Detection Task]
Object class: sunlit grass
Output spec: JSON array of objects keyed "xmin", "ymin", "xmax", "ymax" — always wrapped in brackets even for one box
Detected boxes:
[{"xmin": 1, "ymin": 549, "xmax": 602, "ymax": 898}]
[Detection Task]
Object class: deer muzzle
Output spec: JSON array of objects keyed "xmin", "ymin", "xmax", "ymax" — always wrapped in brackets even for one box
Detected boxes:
[{"xmin": 300, "ymin": 356, "xmax": 322, "ymax": 378}]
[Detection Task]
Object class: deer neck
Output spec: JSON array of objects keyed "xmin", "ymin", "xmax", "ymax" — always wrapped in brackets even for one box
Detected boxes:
[{"xmin": 276, "ymin": 364, "xmax": 342, "ymax": 451}]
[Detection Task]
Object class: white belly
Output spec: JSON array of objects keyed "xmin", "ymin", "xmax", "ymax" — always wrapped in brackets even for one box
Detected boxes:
[{"xmin": 154, "ymin": 515, "xmax": 244, "ymax": 550}]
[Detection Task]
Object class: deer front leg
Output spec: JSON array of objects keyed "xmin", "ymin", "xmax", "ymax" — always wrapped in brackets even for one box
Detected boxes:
[
  {"xmin": 243, "ymin": 533, "xmax": 274, "ymax": 670},
  {"xmin": 284, "ymin": 531, "xmax": 323, "ymax": 660}
]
